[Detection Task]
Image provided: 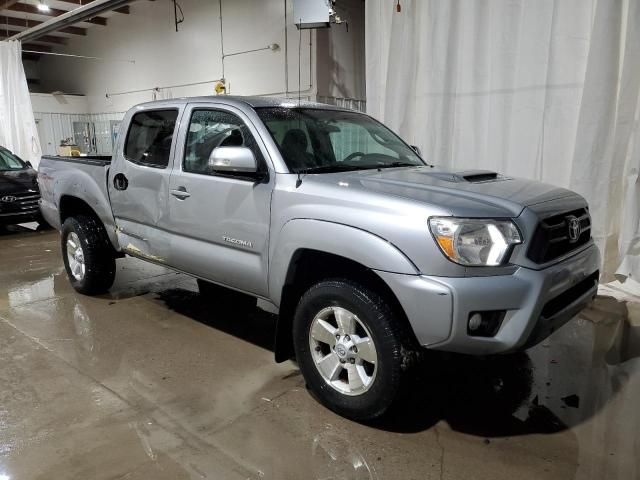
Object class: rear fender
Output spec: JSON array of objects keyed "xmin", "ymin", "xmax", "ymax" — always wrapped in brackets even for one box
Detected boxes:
[{"xmin": 53, "ymin": 169, "xmax": 119, "ymax": 249}]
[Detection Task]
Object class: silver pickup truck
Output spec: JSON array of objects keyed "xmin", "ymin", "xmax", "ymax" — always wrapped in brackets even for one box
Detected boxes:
[{"xmin": 39, "ymin": 96, "xmax": 600, "ymax": 420}]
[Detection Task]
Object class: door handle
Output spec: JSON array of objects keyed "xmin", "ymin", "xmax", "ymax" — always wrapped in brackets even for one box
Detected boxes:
[
  {"xmin": 113, "ymin": 173, "xmax": 128, "ymax": 191},
  {"xmin": 170, "ymin": 187, "xmax": 191, "ymax": 199}
]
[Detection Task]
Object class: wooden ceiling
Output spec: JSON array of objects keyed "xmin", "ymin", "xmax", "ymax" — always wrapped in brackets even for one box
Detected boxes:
[{"xmin": 0, "ymin": 1, "xmax": 132, "ymax": 58}]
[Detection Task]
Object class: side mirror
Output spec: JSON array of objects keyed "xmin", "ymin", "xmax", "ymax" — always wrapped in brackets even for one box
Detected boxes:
[
  {"xmin": 25, "ymin": 161, "xmax": 33, "ymax": 169},
  {"xmin": 410, "ymin": 145, "xmax": 422, "ymax": 156},
  {"xmin": 208, "ymin": 146, "xmax": 258, "ymax": 174}
]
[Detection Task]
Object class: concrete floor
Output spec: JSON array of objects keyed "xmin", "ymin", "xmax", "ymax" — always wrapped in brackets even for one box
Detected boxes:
[{"xmin": 0, "ymin": 226, "xmax": 638, "ymax": 480}]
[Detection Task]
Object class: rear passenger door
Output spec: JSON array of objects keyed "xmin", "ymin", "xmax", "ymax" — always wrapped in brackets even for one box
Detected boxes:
[{"xmin": 108, "ymin": 107, "xmax": 182, "ymax": 263}]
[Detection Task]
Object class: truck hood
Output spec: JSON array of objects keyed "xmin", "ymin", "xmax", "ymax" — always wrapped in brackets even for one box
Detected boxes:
[
  {"xmin": 337, "ymin": 166, "xmax": 578, "ymax": 217},
  {"xmin": 0, "ymin": 169, "xmax": 39, "ymax": 195}
]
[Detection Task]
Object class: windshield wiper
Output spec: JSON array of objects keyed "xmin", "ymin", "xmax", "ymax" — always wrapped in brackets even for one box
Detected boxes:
[
  {"xmin": 376, "ymin": 161, "xmax": 420, "ymax": 169},
  {"xmin": 296, "ymin": 164, "xmax": 375, "ymax": 174},
  {"xmin": 294, "ymin": 164, "xmax": 376, "ymax": 188}
]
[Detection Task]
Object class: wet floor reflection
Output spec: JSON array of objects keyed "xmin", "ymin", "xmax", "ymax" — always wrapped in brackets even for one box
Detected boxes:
[
  {"xmin": 156, "ymin": 287, "xmax": 577, "ymax": 433},
  {"xmin": 0, "ymin": 229, "xmax": 638, "ymax": 479},
  {"xmin": 156, "ymin": 288, "xmax": 277, "ymax": 351}
]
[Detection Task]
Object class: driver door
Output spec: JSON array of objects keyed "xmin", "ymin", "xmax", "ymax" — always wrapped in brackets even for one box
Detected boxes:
[{"xmin": 160, "ymin": 104, "xmax": 274, "ymax": 296}]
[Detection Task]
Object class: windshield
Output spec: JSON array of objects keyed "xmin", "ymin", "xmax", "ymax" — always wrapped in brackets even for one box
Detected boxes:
[
  {"xmin": 256, "ymin": 107, "xmax": 425, "ymax": 173},
  {"xmin": 0, "ymin": 148, "xmax": 27, "ymax": 171}
]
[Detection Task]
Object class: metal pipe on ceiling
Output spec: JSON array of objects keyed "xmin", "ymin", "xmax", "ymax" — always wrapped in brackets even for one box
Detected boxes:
[
  {"xmin": 105, "ymin": 78, "xmax": 225, "ymax": 98},
  {"xmin": 8, "ymin": 0, "xmax": 133, "ymax": 42},
  {"xmin": 22, "ymin": 50, "xmax": 135, "ymax": 63}
]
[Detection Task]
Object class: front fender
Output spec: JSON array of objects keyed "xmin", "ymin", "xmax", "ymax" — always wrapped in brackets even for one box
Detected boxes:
[{"xmin": 269, "ymin": 219, "xmax": 419, "ymax": 305}]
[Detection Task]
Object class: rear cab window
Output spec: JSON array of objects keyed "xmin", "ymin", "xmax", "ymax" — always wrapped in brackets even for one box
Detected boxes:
[{"xmin": 124, "ymin": 109, "xmax": 179, "ymax": 168}]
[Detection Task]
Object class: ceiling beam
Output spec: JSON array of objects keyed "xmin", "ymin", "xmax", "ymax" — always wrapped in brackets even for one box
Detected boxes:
[
  {"xmin": 54, "ymin": 1, "xmax": 130, "ymax": 14},
  {"xmin": 8, "ymin": 0, "xmax": 132, "ymax": 41},
  {"xmin": 0, "ymin": 31, "xmax": 66, "ymax": 44},
  {"xmin": 0, "ymin": 1, "xmax": 19, "ymax": 9},
  {"xmin": 0, "ymin": 15, "xmax": 87, "ymax": 35},
  {"xmin": 7, "ymin": 3, "xmax": 108, "ymax": 26}
]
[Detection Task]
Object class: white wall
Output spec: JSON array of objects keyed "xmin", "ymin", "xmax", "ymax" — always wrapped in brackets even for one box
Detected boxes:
[
  {"xmin": 39, "ymin": 0, "xmax": 316, "ymax": 113},
  {"xmin": 30, "ymin": 93, "xmax": 89, "ymax": 114},
  {"xmin": 30, "ymin": 93, "xmax": 124, "ymax": 155},
  {"xmin": 33, "ymin": 0, "xmax": 365, "ymax": 154},
  {"xmin": 31, "ymin": 93, "xmax": 88, "ymax": 155}
]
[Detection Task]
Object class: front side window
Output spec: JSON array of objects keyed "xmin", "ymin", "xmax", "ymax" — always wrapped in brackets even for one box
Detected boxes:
[
  {"xmin": 184, "ymin": 109, "xmax": 265, "ymax": 175},
  {"xmin": 124, "ymin": 109, "xmax": 178, "ymax": 168},
  {"xmin": 256, "ymin": 108, "xmax": 424, "ymax": 173},
  {"xmin": 0, "ymin": 149, "xmax": 27, "ymax": 171}
]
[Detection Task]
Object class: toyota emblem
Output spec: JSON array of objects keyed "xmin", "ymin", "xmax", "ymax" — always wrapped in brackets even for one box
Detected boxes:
[
  {"xmin": 0, "ymin": 196, "xmax": 17, "ymax": 203},
  {"xmin": 567, "ymin": 216, "xmax": 581, "ymax": 243}
]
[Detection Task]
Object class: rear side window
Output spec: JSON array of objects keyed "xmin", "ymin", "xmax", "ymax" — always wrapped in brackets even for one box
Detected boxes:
[{"xmin": 124, "ymin": 109, "xmax": 178, "ymax": 168}]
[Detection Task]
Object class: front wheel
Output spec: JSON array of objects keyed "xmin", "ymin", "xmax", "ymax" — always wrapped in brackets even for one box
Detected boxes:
[
  {"xmin": 61, "ymin": 215, "xmax": 116, "ymax": 295},
  {"xmin": 293, "ymin": 279, "xmax": 416, "ymax": 420}
]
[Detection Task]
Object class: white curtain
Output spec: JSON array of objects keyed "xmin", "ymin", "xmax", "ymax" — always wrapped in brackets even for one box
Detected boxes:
[
  {"xmin": 0, "ymin": 40, "xmax": 42, "ymax": 167},
  {"xmin": 366, "ymin": 0, "xmax": 640, "ymax": 283}
]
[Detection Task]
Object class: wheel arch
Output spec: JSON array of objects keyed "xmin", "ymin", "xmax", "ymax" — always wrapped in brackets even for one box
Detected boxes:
[
  {"xmin": 59, "ymin": 195, "xmax": 119, "ymax": 250},
  {"xmin": 273, "ymin": 248, "xmax": 418, "ymax": 362}
]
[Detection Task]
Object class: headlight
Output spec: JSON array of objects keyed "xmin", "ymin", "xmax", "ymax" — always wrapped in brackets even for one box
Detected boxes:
[{"xmin": 428, "ymin": 217, "xmax": 522, "ymax": 266}]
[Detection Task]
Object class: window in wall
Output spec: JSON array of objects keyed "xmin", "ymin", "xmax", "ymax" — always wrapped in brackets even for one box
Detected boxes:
[
  {"xmin": 184, "ymin": 109, "xmax": 265, "ymax": 175},
  {"xmin": 124, "ymin": 109, "xmax": 178, "ymax": 168}
]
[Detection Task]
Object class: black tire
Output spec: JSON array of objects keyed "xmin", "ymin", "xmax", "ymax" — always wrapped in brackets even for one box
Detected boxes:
[
  {"xmin": 61, "ymin": 215, "xmax": 116, "ymax": 295},
  {"xmin": 197, "ymin": 279, "xmax": 257, "ymax": 312},
  {"xmin": 293, "ymin": 279, "xmax": 417, "ymax": 421}
]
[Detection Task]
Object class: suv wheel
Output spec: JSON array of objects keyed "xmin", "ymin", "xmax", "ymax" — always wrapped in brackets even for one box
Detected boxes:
[
  {"xmin": 61, "ymin": 215, "xmax": 116, "ymax": 295},
  {"xmin": 293, "ymin": 279, "xmax": 415, "ymax": 420}
]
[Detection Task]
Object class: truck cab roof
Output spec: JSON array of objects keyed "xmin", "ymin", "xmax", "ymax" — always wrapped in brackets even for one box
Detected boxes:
[{"xmin": 135, "ymin": 95, "xmax": 350, "ymax": 112}]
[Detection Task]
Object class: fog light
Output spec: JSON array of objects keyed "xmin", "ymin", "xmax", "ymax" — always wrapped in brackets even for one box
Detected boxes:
[
  {"xmin": 468, "ymin": 313, "xmax": 483, "ymax": 331},
  {"xmin": 467, "ymin": 311, "xmax": 506, "ymax": 337}
]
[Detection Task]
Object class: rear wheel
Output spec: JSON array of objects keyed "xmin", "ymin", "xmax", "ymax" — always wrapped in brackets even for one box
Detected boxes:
[
  {"xmin": 293, "ymin": 279, "xmax": 416, "ymax": 420},
  {"xmin": 61, "ymin": 215, "xmax": 116, "ymax": 295}
]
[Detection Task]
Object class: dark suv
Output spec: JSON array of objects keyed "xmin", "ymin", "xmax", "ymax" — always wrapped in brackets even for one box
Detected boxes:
[{"xmin": 0, "ymin": 146, "xmax": 43, "ymax": 227}]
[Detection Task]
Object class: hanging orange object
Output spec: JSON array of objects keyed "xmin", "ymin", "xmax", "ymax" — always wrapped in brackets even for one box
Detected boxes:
[
  {"xmin": 215, "ymin": 81, "xmax": 226, "ymax": 95},
  {"xmin": 396, "ymin": 0, "xmax": 401, "ymax": 12}
]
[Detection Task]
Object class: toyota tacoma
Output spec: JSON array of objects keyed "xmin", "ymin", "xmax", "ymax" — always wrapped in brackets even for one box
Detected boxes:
[{"xmin": 38, "ymin": 96, "xmax": 600, "ymax": 420}]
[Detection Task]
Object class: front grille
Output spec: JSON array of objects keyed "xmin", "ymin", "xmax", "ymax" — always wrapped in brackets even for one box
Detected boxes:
[
  {"xmin": 0, "ymin": 191, "xmax": 40, "ymax": 214},
  {"xmin": 541, "ymin": 271, "xmax": 599, "ymax": 318},
  {"xmin": 527, "ymin": 208, "xmax": 591, "ymax": 263}
]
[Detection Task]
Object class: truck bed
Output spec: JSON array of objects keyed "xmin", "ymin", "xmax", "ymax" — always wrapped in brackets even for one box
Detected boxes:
[
  {"xmin": 41, "ymin": 155, "xmax": 112, "ymax": 166},
  {"xmin": 38, "ymin": 154, "xmax": 117, "ymax": 246}
]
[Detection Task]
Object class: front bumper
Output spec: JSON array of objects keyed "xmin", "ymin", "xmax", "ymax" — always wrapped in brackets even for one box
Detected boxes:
[
  {"xmin": 0, "ymin": 209, "xmax": 41, "ymax": 225},
  {"xmin": 376, "ymin": 243, "xmax": 600, "ymax": 355}
]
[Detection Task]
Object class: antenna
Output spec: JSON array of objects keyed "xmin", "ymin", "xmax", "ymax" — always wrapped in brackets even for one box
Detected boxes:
[{"xmin": 298, "ymin": 17, "xmax": 302, "ymax": 105}]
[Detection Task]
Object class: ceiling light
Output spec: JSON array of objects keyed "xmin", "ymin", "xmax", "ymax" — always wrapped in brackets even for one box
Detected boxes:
[{"xmin": 37, "ymin": 2, "xmax": 50, "ymax": 12}]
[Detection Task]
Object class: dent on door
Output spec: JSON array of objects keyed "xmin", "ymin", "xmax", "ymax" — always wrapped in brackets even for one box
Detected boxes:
[{"xmin": 109, "ymin": 108, "xmax": 181, "ymax": 263}]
